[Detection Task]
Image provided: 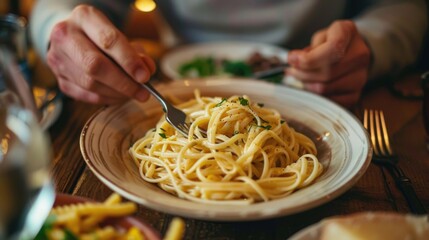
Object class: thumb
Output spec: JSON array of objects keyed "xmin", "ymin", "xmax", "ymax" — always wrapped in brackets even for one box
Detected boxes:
[{"xmin": 139, "ymin": 53, "xmax": 157, "ymax": 76}]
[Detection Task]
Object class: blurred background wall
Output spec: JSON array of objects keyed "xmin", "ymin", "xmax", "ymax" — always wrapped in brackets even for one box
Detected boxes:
[
  {"xmin": 1, "ymin": 0, "xmax": 428, "ymax": 70},
  {"xmin": 0, "ymin": 0, "xmax": 161, "ymax": 40}
]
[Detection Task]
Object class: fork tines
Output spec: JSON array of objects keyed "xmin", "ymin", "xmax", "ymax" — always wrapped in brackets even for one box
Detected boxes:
[
  {"xmin": 176, "ymin": 122, "xmax": 208, "ymax": 138},
  {"xmin": 363, "ymin": 109, "xmax": 394, "ymax": 157},
  {"xmin": 176, "ymin": 122, "xmax": 191, "ymax": 137}
]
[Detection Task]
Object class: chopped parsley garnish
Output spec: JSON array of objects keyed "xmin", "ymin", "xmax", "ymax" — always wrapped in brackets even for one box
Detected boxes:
[
  {"xmin": 248, "ymin": 124, "xmax": 272, "ymax": 131},
  {"xmin": 238, "ymin": 97, "xmax": 249, "ymax": 106},
  {"xmin": 216, "ymin": 98, "xmax": 227, "ymax": 107},
  {"xmin": 257, "ymin": 103, "xmax": 264, "ymax": 107},
  {"xmin": 159, "ymin": 133, "xmax": 167, "ymax": 139},
  {"xmin": 252, "ymin": 116, "xmax": 268, "ymax": 124},
  {"xmin": 281, "ymin": 120, "xmax": 285, "ymax": 124},
  {"xmin": 258, "ymin": 125, "xmax": 272, "ymax": 130},
  {"xmin": 160, "ymin": 128, "xmax": 166, "ymax": 132},
  {"xmin": 260, "ymin": 117, "xmax": 269, "ymax": 123}
]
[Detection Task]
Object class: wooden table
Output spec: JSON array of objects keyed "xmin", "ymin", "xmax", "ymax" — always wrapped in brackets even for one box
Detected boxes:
[{"xmin": 46, "ymin": 71, "xmax": 429, "ymax": 239}]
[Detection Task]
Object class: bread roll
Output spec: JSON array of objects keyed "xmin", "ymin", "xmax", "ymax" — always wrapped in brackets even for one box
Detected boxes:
[{"xmin": 320, "ymin": 212, "xmax": 429, "ymax": 240}]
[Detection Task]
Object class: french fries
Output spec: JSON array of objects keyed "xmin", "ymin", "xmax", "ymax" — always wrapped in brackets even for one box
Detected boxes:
[{"xmin": 35, "ymin": 193, "xmax": 185, "ymax": 240}]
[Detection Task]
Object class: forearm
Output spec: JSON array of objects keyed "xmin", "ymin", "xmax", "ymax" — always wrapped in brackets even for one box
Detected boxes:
[
  {"xmin": 355, "ymin": 0, "xmax": 427, "ymax": 79},
  {"xmin": 30, "ymin": 0, "xmax": 132, "ymax": 60},
  {"xmin": 354, "ymin": 0, "xmax": 427, "ymax": 80}
]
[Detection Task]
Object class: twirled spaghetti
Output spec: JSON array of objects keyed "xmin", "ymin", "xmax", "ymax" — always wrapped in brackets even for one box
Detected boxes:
[{"xmin": 129, "ymin": 90, "xmax": 323, "ymax": 205}]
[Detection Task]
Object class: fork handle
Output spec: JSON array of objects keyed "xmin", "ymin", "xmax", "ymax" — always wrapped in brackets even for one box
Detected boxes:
[
  {"xmin": 386, "ymin": 164, "xmax": 427, "ymax": 214},
  {"xmin": 396, "ymin": 176, "xmax": 427, "ymax": 214},
  {"xmin": 142, "ymin": 82, "xmax": 169, "ymax": 112}
]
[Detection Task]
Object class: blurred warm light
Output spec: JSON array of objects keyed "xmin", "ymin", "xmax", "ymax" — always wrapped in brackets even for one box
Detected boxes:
[
  {"xmin": 135, "ymin": 0, "xmax": 156, "ymax": 12},
  {"xmin": 1, "ymin": 134, "xmax": 10, "ymax": 156}
]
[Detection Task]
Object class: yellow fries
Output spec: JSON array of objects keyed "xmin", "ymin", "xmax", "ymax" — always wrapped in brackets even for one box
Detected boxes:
[
  {"xmin": 36, "ymin": 193, "xmax": 186, "ymax": 240},
  {"xmin": 38, "ymin": 193, "xmax": 141, "ymax": 240},
  {"xmin": 164, "ymin": 218, "xmax": 185, "ymax": 240}
]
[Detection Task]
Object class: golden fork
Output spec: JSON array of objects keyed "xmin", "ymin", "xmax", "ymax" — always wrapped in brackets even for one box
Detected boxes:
[{"xmin": 363, "ymin": 109, "xmax": 426, "ymax": 214}]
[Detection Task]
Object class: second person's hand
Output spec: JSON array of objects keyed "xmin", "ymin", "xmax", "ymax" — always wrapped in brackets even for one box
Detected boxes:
[
  {"xmin": 286, "ymin": 20, "xmax": 371, "ymax": 108},
  {"xmin": 46, "ymin": 4, "xmax": 156, "ymax": 105}
]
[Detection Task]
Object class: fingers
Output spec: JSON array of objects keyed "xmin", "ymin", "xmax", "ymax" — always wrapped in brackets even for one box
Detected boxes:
[
  {"xmin": 302, "ymin": 68, "xmax": 367, "ymax": 95},
  {"xmin": 286, "ymin": 34, "xmax": 370, "ymax": 83},
  {"xmin": 69, "ymin": 5, "xmax": 156, "ymax": 83},
  {"xmin": 287, "ymin": 22, "xmax": 370, "ymax": 84},
  {"xmin": 57, "ymin": 76, "xmax": 129, "ymax": 105},
  {"xmin": 311, "ymin": 30, "xmax": 327, "ymax": 47},
  {"xmin": 285, "ymin": 20, "xmax": 370, "ymax": 108},
  {"xmin": 302, "ymin": 68, "xmax": 367, "ymax": 107},
  {"xmin": 140, "ymin": 54, "xmax": 157, "ymax": 75},
  {"xmin": 288, "ymin": 20, "xmax": 356, "ymax": 70},
  {"xmin": 49, "ymin": 21, "xmax": 149, "ymax": 101},
  {"xmin": 47, "ymin": 4, "xmax": 158, "ymax": 105},
  {"xmin": 48, "ymin": 51, "xmax": 148, "ymax": 104}
]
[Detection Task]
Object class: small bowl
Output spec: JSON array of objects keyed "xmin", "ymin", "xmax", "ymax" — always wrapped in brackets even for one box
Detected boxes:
[{"xmin": 53, "ymin": 193, "xmax": 161, "ymax": 240}]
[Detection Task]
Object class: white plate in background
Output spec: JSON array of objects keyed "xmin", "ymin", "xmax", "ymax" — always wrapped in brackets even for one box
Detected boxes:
[{"xmin": 160, "ymin": 41, "xmax": 288, "ymax": 80}]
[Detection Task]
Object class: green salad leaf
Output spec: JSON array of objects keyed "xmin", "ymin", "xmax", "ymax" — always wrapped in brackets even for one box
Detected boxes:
[
  {"xmin": 178, "ymin": 57, "xmax": 252, "ymax": 78},
  {"xmin": 222, "ymin": 60, "xmax": 252, "ymax": 77},
  {"xmin": 178, "ymin": 57, "xmax": 217, "ymax": 77},
  {"xmin": 178, "ymin": 56, "xmax": 284, "ymax": 84}
]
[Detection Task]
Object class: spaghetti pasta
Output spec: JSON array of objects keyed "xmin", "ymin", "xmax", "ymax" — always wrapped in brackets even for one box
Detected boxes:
[{"xmin": 129, "ymin": 90, "xmax": 323, "ymax": 204}]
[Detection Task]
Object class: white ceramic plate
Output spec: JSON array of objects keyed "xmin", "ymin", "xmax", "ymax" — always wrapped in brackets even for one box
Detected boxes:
[
  {"xmin": 160, "ymin": 41, "xmax": 288, "ymax": 79},
  {"xmin": 80, "ymin": 79, "xmax": 371, "ymax": 221}
]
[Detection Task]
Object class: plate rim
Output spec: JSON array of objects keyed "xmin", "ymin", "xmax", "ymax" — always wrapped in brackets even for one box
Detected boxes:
[{"xmin": 80, "ymin": 78, "xmax": 372, "ymax": 221}]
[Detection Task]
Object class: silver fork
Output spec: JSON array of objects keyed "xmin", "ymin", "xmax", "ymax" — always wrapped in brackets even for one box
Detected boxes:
[
  {"xmin": 142, "ymin": 82, "xmax": 191, "ymax": 137},
  {"xmin": 363, "ymin": 109, "xmax": 426, "ymax": 214}
]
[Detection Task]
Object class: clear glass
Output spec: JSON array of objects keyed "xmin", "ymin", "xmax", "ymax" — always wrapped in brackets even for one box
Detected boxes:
[
  {"xmin": 0, "ymin": 14, "xmax": 53, "ymax": 238},
  {"xmin": 0, "ymin": 46, "xmax": 54, "ymax": 238},
  {"xmin": 0, "ymin": 14, "xmax": 30, "ymax": 82},
  {"xmin": 0, "ymin": 45, "xmax": 39, "ymax": 120}
]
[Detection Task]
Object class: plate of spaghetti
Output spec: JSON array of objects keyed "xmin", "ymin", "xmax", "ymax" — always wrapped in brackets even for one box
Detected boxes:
[{"xmin": 80, "ymin": 78, "xmax": 371, "ymax": 221}]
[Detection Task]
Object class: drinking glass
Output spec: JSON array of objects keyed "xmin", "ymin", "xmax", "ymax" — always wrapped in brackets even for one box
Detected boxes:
[
  {"xmin": 0, "ymin": 92, "xmax": 55, "ymax": 239},
  {"xmin": 0, "ymin": 45, "xmax": 39, "ymax": 120},
  {"xmin": 0, "ymin": 48, "xmax": 54, "ymax": 239},
  {"xmin": 0, "ymin": 14, "xmax": 30, "ymax": 82}
]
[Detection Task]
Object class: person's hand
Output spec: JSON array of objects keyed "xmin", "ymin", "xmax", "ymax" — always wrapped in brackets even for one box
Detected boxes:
[
  {"xmin": 286, "ymin": 20, "xmax": 371, "ymax": 108},
  {"xmin": 46, "ymin": 5, "xmax": 156, "ymax": 104}
]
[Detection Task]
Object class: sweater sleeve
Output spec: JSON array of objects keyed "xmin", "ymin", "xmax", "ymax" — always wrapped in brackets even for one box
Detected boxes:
[
  {"xmin": 354, "ymin": 0, "xmax": 428, "ymax": 80},
  {"xmin": 29, "ymin": 0, "xmax": 133, "ymax": 60}
]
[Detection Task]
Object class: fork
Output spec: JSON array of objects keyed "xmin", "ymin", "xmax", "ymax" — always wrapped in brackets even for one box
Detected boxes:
[
  {"xmin": 142, "ymin": 82, "xmax": 191, "ymax": 137},
  {"xmin": 363, "ymin": 109, "xmax": 427, "ymax": 214}
]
